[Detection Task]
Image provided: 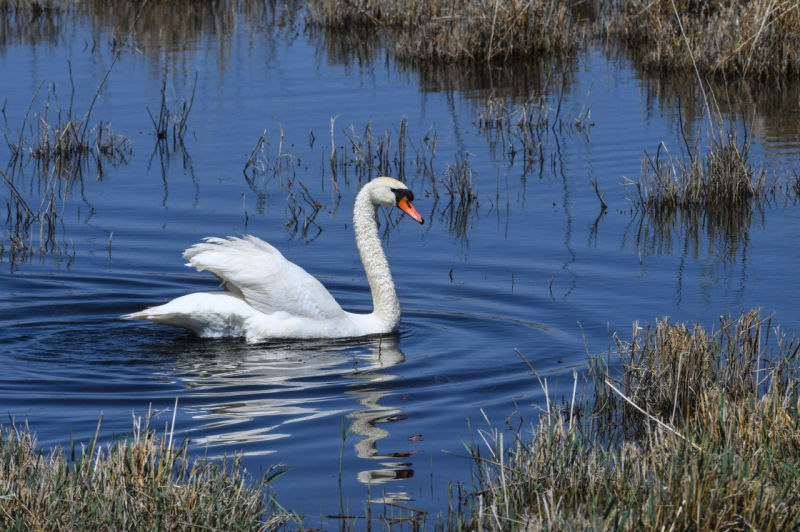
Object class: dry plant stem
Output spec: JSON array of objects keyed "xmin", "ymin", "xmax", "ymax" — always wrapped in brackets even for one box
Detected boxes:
[{"xmin": 604, "ymin": 378, "xmax": 701, "ymax": 450}]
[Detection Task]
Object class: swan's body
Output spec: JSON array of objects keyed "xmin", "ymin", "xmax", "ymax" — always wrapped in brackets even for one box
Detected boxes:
[{"xmin": 123, "ymin": 177, "xmax": 424, "ymax": 342}]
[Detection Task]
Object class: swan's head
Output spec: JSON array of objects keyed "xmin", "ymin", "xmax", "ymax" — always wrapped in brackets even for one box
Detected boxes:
[{"xmin": 367, "ymin": 177, "xmax": 424, "ymax": 224}]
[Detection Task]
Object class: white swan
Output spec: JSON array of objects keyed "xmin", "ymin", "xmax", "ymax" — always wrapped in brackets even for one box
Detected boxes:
[{"xmin": 123, "ymin": 177, "xmax": 424, "ymax": 342}]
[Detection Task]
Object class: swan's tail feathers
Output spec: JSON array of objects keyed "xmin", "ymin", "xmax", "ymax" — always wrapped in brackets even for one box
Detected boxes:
[
  {"xmin": 121, "ymin": 293, "xmax": 258, "ymax": 338},
  {"xmin": 121, "ymin": 310, "xmax": 149, "ymax": 320},
  {"xmin": 121, "ymin": 306, "xmax": 175, "ymax": 325},
  {"xmin": 122, "ymin": 305, "xmax": 209, "ymax": 333}
]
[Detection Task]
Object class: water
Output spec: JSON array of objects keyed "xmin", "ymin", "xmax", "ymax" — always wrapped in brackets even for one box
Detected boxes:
[{"xmin": 2, "ymin": 3, "xmax": 799, "ymax": 526}]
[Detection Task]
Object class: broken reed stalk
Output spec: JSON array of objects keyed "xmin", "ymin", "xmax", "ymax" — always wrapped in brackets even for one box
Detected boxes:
[{"xmin": 147, "ymin": 69, "xmax": 197, "ymax": 153}]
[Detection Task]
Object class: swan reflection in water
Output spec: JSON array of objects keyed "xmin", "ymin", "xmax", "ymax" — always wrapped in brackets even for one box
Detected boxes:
[{"xmin": 167, "ymin": 334, "xmax": 414, "ymax": 497}]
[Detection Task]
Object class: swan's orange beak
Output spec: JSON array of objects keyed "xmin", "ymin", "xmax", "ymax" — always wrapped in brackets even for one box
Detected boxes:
[{"xmin": 398, "ymin": 196, "xmax": 424, "ymax": 224}]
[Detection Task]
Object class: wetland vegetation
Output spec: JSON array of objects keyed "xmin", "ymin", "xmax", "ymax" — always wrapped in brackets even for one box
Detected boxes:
[
  {"xmin": 460, "ymin": 309, "xmax": 800, "ymax": 530},
  {"xmin": 0, "ymin": 412, "xmax": 291, "ymax": 530}
]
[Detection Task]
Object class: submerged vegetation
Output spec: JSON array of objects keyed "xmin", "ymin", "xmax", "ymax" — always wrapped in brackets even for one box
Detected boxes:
[
  {"xmin": 0, "ymin": 413, "xmax": 290, "ymax": 530},
  {"xmin": 463, "ymin": 310, "xmax": 800, "ymax": 530}
]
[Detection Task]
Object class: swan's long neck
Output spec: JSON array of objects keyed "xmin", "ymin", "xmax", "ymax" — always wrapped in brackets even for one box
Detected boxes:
[{"xmin": 353, "ymin": 189, "xmax": 400, "ymax": 330}]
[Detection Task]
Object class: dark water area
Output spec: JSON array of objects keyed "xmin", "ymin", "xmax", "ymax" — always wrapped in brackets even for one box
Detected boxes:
[{"xmin": 2, "ymin": 2, "xmax": 799, "ymax": 526}]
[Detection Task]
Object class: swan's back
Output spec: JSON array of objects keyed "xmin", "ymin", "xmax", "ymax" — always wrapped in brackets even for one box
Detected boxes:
[{"xmin": 184, "ymin": 236, "xmax": 344, "ymax": 320}]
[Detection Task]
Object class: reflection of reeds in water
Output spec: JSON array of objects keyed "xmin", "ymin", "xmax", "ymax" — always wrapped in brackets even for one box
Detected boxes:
[
  {"xmin": 1, "ymin": 167, "xmax": 78, "ymax": 271},
  {"xmin": 334, "ymin": 117, "xmax": 408, "ymax": 185},
  {"xmin": 331, "ymin": 117, "xmax": 483, "ymax": 240},
  {"xmin": 244, "ymin": 115, "xmax": 482, "ymax": 242},
  {"xmin": 0, "ymin": 0, "xmax": 70, "ymax": 47},
  {"xmin": 147, "ymin": 70, "xmax": 198, "ymax": 198},
  {"xmin": 148, "ymin": 70, "xmax": 196, "ymax": 153},
  {"xmin": 441, "ymin": 152, "xmax": 478, "ymax": 240},
  {"xmin": 29, "ymin": 116, "xmax": 131, "ymax": 179},
  {"xmin": 631, "ymin": 126, "xmax": 773, "ymax": 261},
  {"xmin": 477, "ymin": 81, "xmax": 592, "ymax": 180},
  {"xmin": 8, "ymin": 71, "xmax": 133, "ymax": 182},
  {"xmin": 0, "ymin": 0, "xmax": 298, "ymax": 67},
  {"xmin": 243, "ymin": 127, "xmax": 323, "ymax": 241},
  {"xmin": 478, "ymin": 94, "xmax": 548, "ymax": 175}
]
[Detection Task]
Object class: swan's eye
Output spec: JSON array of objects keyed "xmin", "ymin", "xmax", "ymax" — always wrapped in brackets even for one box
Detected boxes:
[{"xmin": 391, "ymin": 188, "xmax": 414, "ymax": 203}]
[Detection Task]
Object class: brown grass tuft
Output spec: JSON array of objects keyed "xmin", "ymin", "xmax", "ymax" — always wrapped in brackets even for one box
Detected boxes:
[
  {"xmin": 304, "ymin": 0, "xmax": 587, "ymax": 63},
  {"xmin": 463, "ymin": 310, "xmax": 800, "ymax": 530},
  {"xmin": 603, "ymin": 0, "xmax": 800, "ymax": 79},
  {"xmin": 0, "ymin": 413, "xmax": 290, "ymax": 530}
]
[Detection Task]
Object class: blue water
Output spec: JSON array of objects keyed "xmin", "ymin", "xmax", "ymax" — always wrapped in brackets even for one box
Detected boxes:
[{"xmin": 2, "ymin": 3, "xmax": 799, "ymax": 526}]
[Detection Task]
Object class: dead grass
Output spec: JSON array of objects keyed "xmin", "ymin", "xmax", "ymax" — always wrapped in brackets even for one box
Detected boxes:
[
  {"xmin": 602, "ymin": 0, "xmax": 800, "ymax": 79},
  {"xmin": 304, "ymin": 0, "xmax": 587, "ymax": 63},
  {"xmin": 635, "ymin": 126, "xmax": 770, "ymax": 212},
  {"xmin": 0, "ymin": 412, "xmax": 291, "ymax": 531},
  {"xmin": 463, "ymin": 309, "xmax": 800, "ymax": 530}
]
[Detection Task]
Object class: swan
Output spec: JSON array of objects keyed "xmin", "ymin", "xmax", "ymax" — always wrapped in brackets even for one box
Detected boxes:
[{"xmin": 123, "ymin": 177, "xmax": 424, "ymax": 342}]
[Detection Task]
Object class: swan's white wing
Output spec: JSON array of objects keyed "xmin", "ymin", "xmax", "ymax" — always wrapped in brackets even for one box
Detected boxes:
[{"xmin": 183, "ymin": 235, "xmax": 344, "ymax": 320}]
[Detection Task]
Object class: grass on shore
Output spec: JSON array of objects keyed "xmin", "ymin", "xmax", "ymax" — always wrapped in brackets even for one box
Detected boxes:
[
  {"xmin": 464, "ymin": 309, "xmax": 800, "ymax": 530},
  {"xmin": 0, "ymin": 412, "xmax": 291, "ymax": 531}
]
